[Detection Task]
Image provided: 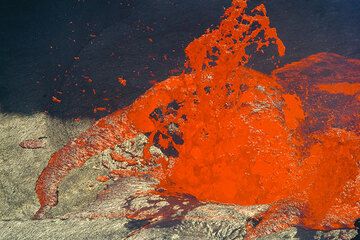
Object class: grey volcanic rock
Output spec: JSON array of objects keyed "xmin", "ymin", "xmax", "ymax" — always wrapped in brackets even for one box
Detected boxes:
[
  {"xmin": 0, "ymin": 112, "xmax": 357, "ymax": 239},
  {"xmin": 0, "ymin": 112, "xmax": 97, "ymax": 219},
  {"xmin": 0, "ymin": 219, "xmax": 130, "ymax": 240},
  {"xmin": 260, "ymin": 228, "xmax": 357, "ymax": 240}
]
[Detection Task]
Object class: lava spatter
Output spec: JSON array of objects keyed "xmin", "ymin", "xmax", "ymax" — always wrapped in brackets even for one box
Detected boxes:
[
  {"xmin": 34, "ymin": 0, "xmax": 359, "ymax": 238},
  {"xmin": 273, "ymin": 52, "xmax": 360, "ymax": 134}
]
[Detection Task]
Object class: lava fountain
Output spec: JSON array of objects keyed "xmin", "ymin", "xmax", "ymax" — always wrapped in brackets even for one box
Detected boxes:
[{"xmin": 35, "ymin": 0, "xmax": 359, "ymax": 238}]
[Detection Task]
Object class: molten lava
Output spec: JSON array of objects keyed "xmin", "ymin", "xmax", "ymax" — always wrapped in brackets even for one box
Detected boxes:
[{"xmin": 35, "ymin": 0, "xmax": 359, "ymax": 237}]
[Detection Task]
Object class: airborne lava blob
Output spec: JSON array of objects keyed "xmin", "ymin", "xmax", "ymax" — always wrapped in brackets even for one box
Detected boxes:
[{"xmin": 35, "ymin": 0, "xmax": 359, "ymax": 237}]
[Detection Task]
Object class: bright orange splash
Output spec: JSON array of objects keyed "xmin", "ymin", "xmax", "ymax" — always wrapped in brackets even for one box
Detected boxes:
[
  {"xmin": 317, "ymin": 82, "xmax": 360, "ymax": 96},
  {"xmin": 34, "ymin": 0, "xmax": 359, "ymax": 238}
]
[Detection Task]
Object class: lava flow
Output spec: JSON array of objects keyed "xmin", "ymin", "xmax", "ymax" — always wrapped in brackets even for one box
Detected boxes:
[{"xmin": 35, "ymin": 0, "xmax": 359, "ymax": 238}]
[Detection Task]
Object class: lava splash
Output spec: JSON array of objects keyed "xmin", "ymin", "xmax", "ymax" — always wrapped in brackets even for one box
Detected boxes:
[{"xmin": 34, "ymin": 0, "xmax": 359, "ymax": 238}]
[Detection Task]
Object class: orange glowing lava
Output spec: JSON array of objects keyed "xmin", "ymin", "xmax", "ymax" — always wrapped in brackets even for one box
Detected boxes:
[
  {"xmin": 317, "ymin": 82, "xmax": 360, "ymax": 96},
  {"xmin": 34, "ymin": 0, "xmax": 359, "ymax": 237}
]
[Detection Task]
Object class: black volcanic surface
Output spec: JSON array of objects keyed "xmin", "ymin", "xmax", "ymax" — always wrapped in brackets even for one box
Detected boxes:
[{"xmin": 1, "ymin": 0, "xmax": 359, "ymax": 119}]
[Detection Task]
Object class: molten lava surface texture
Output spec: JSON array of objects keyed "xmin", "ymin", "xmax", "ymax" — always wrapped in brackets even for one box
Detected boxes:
[{"xmin": 35, "ymin": 0, "xmax": 359, "ymax": 237}]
